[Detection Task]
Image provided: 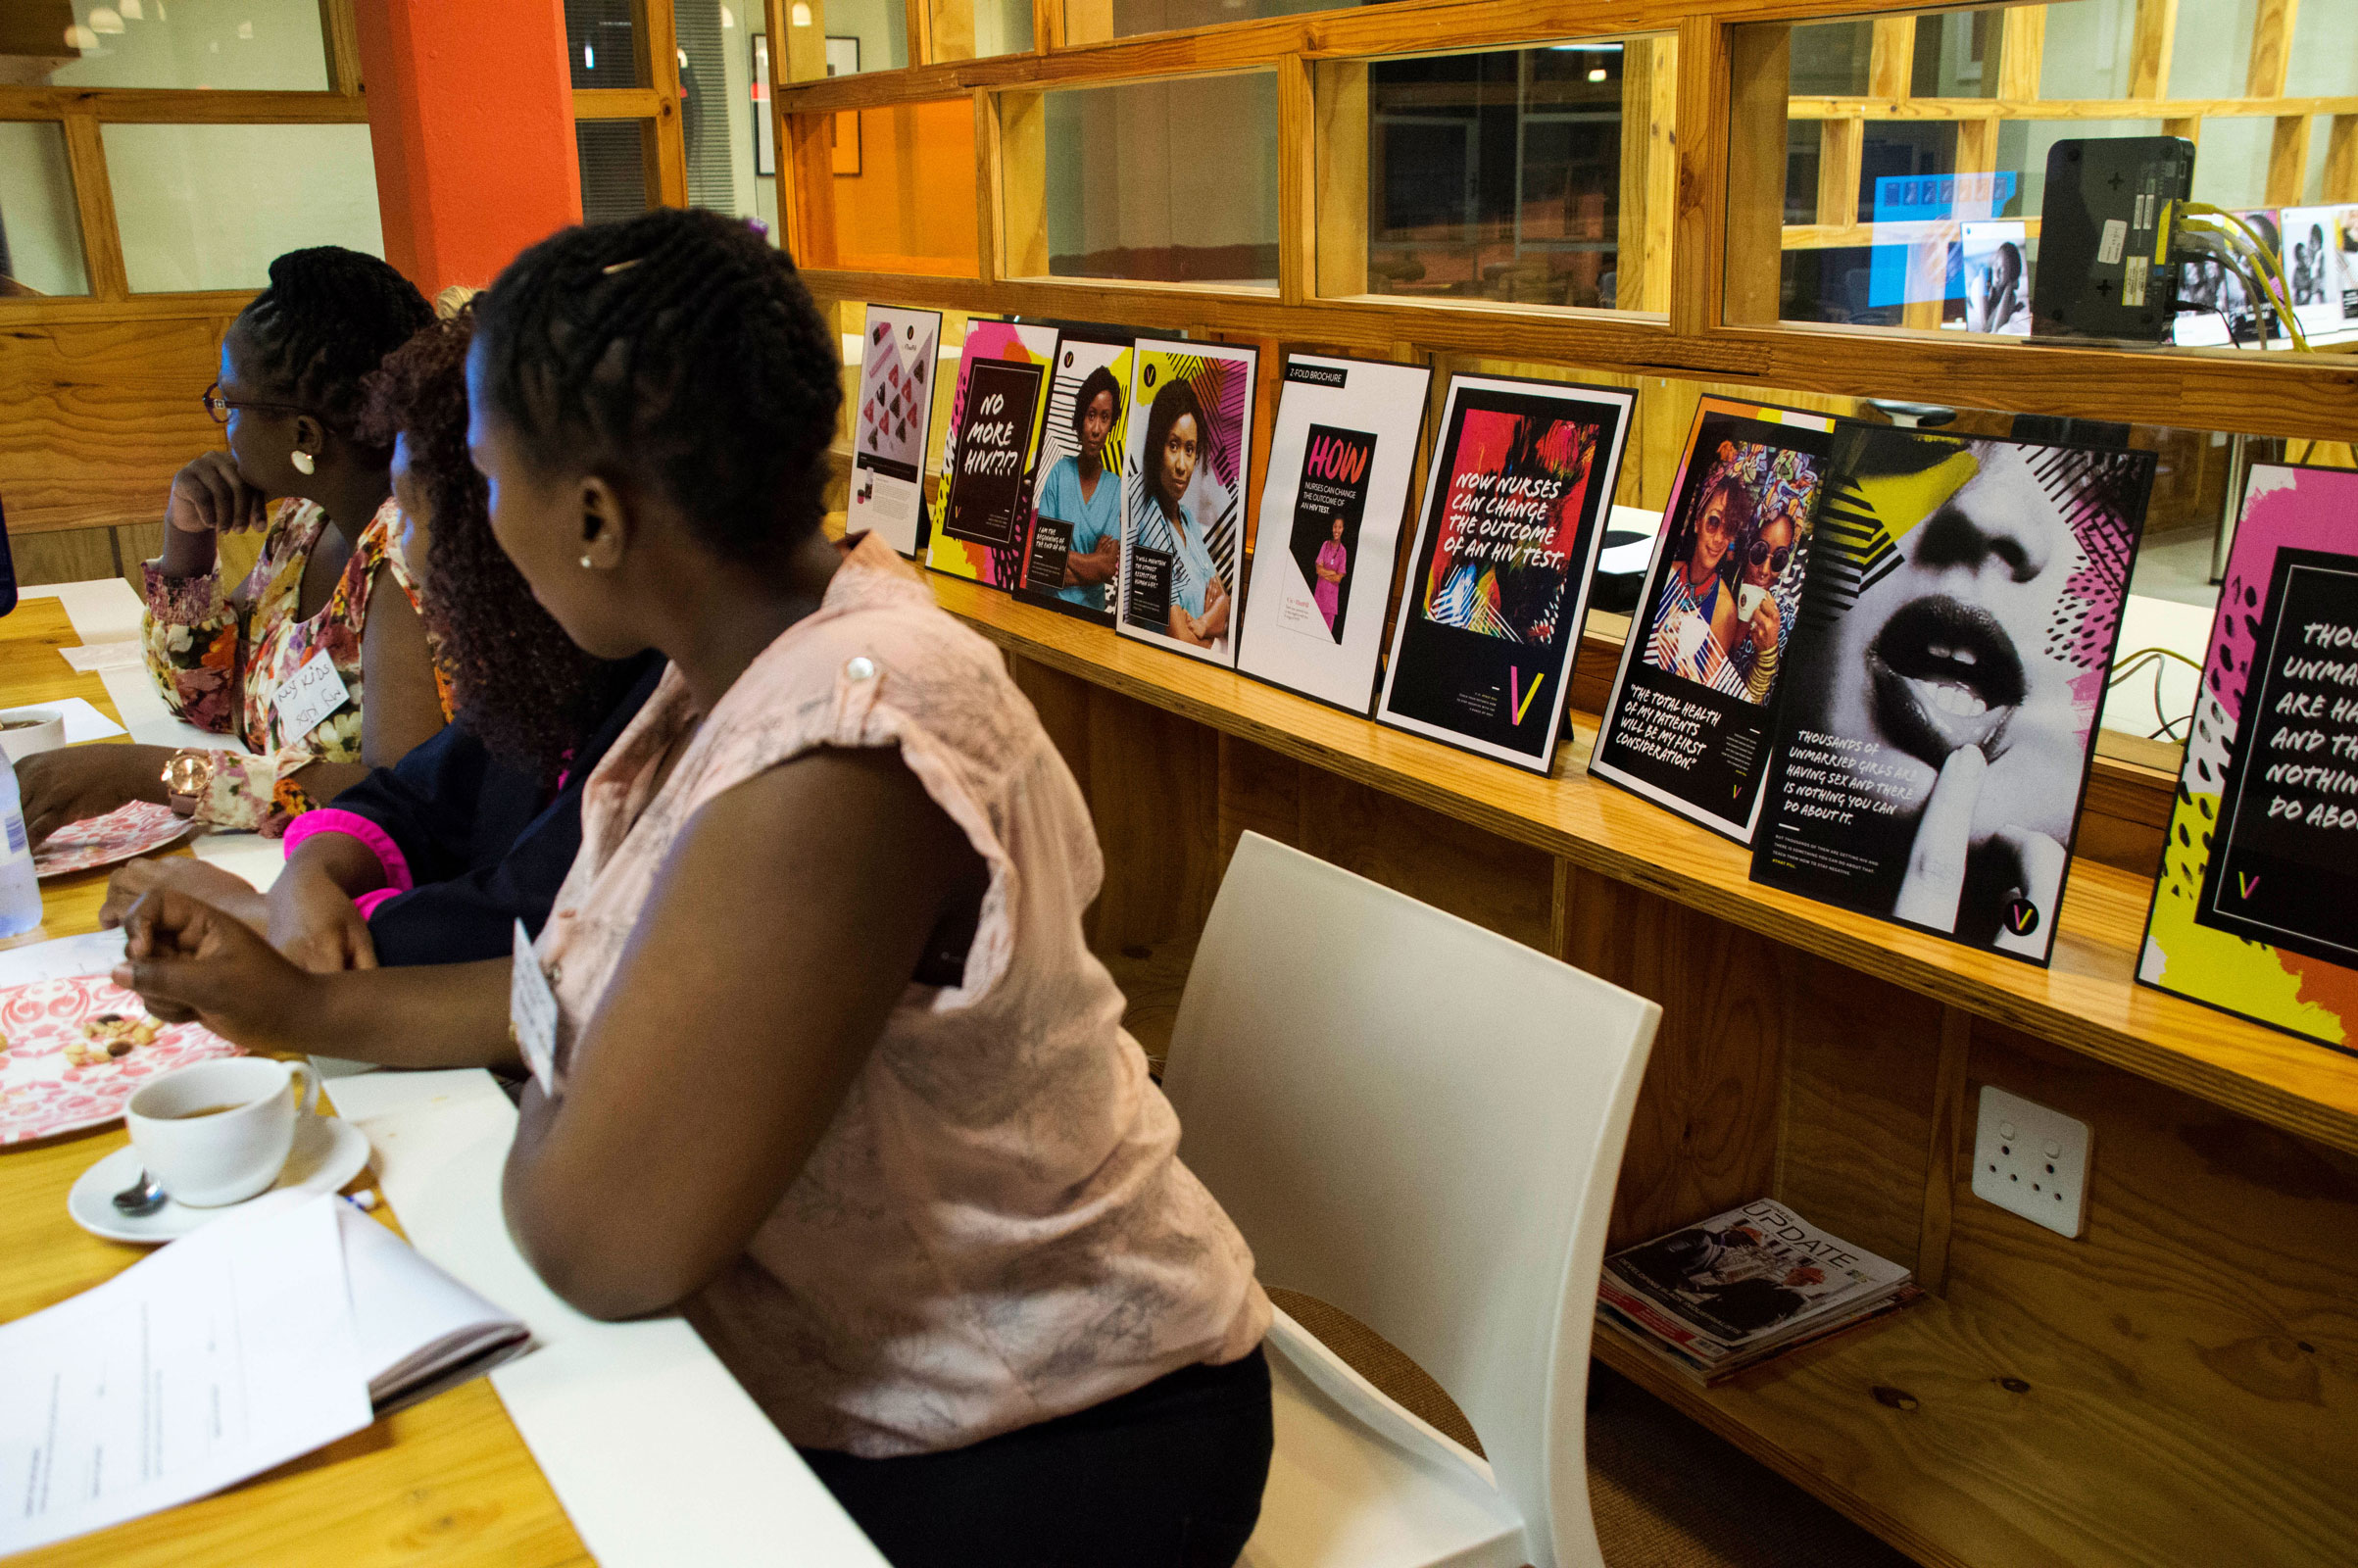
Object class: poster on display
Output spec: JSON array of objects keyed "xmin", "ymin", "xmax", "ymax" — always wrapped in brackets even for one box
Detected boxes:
[
  {"xmin": 1375, "ymin": 373, "xmax": 1635, "ymax": 773},
  {"xmin": 1748, "ymin": 426, "xmax": 2155, "ymax": 964},
  {"xmin": 1016, "ymin": 331, "xmax": 1134, "ymax": 624},
  {"xmin": 1116, "ymin": 339, "xmax": 1260, "ymax": 667},
  {"xmin": 1591, "ymin": 397, "xmax": 1837, "ymax": 842},
  {"xmin": 2138, "ymin": 465, "xmax": 2358, "ymax": 1052},
  {"xmin": 844, "ymin": 305, "xmax": 943, "ymax": 557},
  {"xmin": 2282, "ymin": 206, "xmax": 2358, "ymax": 341},
  {"xmin": 2175, "ymin": 209, "xmax": 2285, "ymax": 346},
  {"xmin": 1957, "ymin": 220, "xmax": 2030, "ymax": 335},
  {"xmin": 927, "ymin": 319, "xmax": 1060, "ymax": 589},
  {"xmin": 1235, "ymin": 354, "xmax": 1435, "ymax": 712}
]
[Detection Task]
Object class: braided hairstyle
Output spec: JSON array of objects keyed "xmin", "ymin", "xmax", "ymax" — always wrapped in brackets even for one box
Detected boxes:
[
  {"xmin": 237, "ymin": 247, "xmax": 433, "ymax": 453},
  {"xmin": 357, "ymin": 308, "xmax": 639, "ymax": 781},
  {"xmin": 472, "ymin": 208, "xmax": 841, "ymax": 568}
]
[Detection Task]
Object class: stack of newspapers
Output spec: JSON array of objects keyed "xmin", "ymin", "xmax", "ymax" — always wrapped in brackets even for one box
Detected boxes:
[{"xmin": 1597, "ymin": 1198, "xmax": 1920, "ymax": 1385}]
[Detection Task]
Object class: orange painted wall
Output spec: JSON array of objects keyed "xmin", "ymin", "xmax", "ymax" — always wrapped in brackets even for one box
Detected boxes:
[{"xmin": 356, "ymin": 0, "xmax": 584, "ymax": 298}]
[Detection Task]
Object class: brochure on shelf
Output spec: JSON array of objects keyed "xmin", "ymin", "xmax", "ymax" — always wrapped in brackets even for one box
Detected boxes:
[
  {"xmin": 1375, "ymin": 372, "xmax": 1634, "ymax": 773},
  {"xmin": 1235, "ymin": 353, "xmax": 1434, "ymax": 712},
  {"xmin": 2174, "ymin": 208, "xmax": 2287, "ymax": 347},
  {"xmin": 1748, "ymin": 425, "xmax": 2154, "ymax": 964},
  {"xmin": 2138, "ymin": 464, "xmax": 2358, "ymax": 1052},
  {"xmin": 845, "ymin": 305, "xmax": 944, "ymax": 558},
  {"xmin": 926, "ymin": 318, "xmax": 1060, "ymax": 589},
  {"xmin": 1591, "ymin": 397, "xmax": 1837, "ymax": 842},
  {"xmin": 1115, "ymin": 338, "xmax": 1260, "ymax": 667},
  {"xmin": 1014, "ymin": 330, "xmax": 1135, "ymax": 625},
  {"xmin": 2281, "ymin": 206, "xmax": 2358, "ymax": 342}
]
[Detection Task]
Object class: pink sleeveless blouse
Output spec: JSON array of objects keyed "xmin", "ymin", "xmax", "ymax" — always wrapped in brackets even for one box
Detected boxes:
[{"xmin": 533, "ymin": 534, "xmax": 1269, "ymax": 1457}]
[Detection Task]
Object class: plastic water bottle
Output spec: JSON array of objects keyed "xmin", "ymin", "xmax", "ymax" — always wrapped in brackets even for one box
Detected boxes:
[{"xmin": 0, "ymin": 756, "xmax": 43, "ymax": 938}]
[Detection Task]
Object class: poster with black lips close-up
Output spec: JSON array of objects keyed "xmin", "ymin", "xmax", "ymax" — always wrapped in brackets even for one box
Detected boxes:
[{"xmin": 1748, "ymin": 425, "xmax": 2154, "ymax": 964}]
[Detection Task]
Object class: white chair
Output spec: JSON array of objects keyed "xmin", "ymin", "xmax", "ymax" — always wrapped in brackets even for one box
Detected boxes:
[{"xmin": 1161, "ymin": 832, "xmax": 1660, "ymax": 1568}]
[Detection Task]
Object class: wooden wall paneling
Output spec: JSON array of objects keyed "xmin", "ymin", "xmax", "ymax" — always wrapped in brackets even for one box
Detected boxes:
[
  {"xmin": 996, "ymin": 91, "xmax": 1049, "ymax": 278},
  {"xmin": 10, "ymin": 526, "xmax": 123, "ymax": 589},
  {"xmin": 1720, "ymin": 23, "xmax": 1791, "ymax": 328},
  {"xmin": 1290, "ymin": 770, "xmax": 1557, "ymax": 951},
  {"xmin": 1276, "ymin": 57, "xmax": 1314, "ymax": 308},
  {"xmin": 1311, "ymin": 61, "xmax": 1370, "ymax": 300},
  {"xmin": 1668, "ymin": 16, "xmax": 1727, "ymax": 338},
  {"xmin": 1557, "ymin": 861, "xmax": 1787, "ymax": 1251},
  {"xmin": 1078, "ymin": 684, "xmax": 1221, "ymax": 955},
  {"xmin": 972, "ymin": 90, "xmax": 1003, "ymax": 283},
  {"xmin": 59, "ymin": 112, "xmax": 126, "ymax": 303},
  {"xmin": 0, "ymin": 316, "xmax": 229, "ymax": 536},
  {"xmin": 1913, "ymin": 1005, "xmax": 1974, "ymax": 1295},
  {"xmin": 2328, "ymin": 114, "xmax": 2357, "ymax": 200}
]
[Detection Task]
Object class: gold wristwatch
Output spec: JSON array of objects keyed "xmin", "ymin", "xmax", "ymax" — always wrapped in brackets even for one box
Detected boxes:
[{"xmin": 160, "ymin": 750, "xmax": 215, "ymax": 817}]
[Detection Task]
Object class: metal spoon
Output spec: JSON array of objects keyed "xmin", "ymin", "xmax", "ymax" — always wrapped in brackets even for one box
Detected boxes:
[{"xmin": 112, "ymin": 1169, "xmax": 167, "ymax": 1217}]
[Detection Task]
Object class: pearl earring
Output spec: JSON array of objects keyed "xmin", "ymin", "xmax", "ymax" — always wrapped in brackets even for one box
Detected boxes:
[
  {"xmin": 290, "ymin": 450, "xmax": 316, "ymax": 475},
  {"xmin": 580, "ymin": 555, "xmax": 595, "ymax": 569}
]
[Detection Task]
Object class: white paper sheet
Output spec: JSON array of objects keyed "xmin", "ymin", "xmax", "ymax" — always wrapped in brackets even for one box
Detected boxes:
[
  {"xmin": 0, "ymin": 927, "xmax": 127, "ymax": 988},
  {"xmin": 22, "ymin": 580, "xmax": 145, "ymax": 646},
  {"xmin": 190, "ymin": 830, "xmax": 285, "ymax": 892},
  {"xmin": 0, "ymin": 1194, "xmax": 370, "ymax": 1555},
  {"xmin": 326, "ymin": 1069, "xmax": 888, "ymax": 1567},
  {"xmin": 0, "ymin": 697, "xmax": 128, "ymax": 742},
  {"xmin": 60, "ymin": 642, "xmax": 144, "ymax": 674}
]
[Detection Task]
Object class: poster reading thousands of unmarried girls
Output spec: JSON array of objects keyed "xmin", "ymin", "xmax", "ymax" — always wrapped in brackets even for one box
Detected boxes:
[
  {"xmin": 1117, "ymin": 339, "xmax": 1260, "ymax": 667},
  {"xmin": 1749, "ymin": 425, "xmax": 2155, "ymax": 964},
  {"xmin": 845, "ymin": 305, "xmax": 943, "ymax": 557},
  {"xmin": 1591, "ymin": 397, "xmax": 1836, "ymax": 842},
  {"xmin": 1375, "ymin": 373, "xmax": 1635, "ymax": 773}
]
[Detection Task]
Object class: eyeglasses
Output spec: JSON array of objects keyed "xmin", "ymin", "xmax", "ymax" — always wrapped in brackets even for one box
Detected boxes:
[
  {"xmin": 1745, "ymin": 540, "xmax": 1793, "ymax": 574},
  {"xmin": 201, "ymin": 382, "xmax": 309, "ymax": 425}
]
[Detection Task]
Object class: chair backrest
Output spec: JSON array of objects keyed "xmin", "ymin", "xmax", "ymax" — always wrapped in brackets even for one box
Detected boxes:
[{"xmin": 1162, "ymin": 833, "xmax": 1659, "ymax": 1568}]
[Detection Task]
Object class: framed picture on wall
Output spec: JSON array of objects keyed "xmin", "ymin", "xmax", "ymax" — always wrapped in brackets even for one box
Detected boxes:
[
  {"xmin": 826, "ymin": 36, "xmax": 860, "ymax": 176},
  {"xmin": 750, "ymin": 36, "xmax": 774, "ymax": 176}
]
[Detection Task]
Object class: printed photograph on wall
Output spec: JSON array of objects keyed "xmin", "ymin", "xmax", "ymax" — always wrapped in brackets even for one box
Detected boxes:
[
  {"xmin": 1116, "ymin": 339, "xmax": 1260, "ymax": 667},
  {"xmin": 1591, "ymin": 397, "xmax": 1836, "ymax": 841},
  {"xmin": 1016, "ymin": 331, "xmax": 1134, "ymax": 625},
  {"xmin": 844, "ymin": 304, "xmax": 943, "ymax": 557},
  {"xmin": 1375, "ymin": 373, "xmax": 1635, "ymax": 772},
  {"xmin": 2139, "ymin": 464, "xmax": 2358, "ymax": 1052},
  {"xmin": 926, "ymin": 318, "xmax": 1060, "ymax": 590},
  {"xmin": 1749, "ymin": 426, "xmax": 2155, "ymax": 964},
  {"xmin": 1236, "ymin": 354, "xmax": 1433, "ymax": 712}
]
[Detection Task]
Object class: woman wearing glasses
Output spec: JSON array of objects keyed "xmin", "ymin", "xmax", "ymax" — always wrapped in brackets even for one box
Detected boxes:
[
  {"xmin": 1728, "ymin": 499, "xmax": 1803, "ymax": 705},
  {"xmin": 18, "ymin": 247, "xmax": 448, "ymax": 842}
]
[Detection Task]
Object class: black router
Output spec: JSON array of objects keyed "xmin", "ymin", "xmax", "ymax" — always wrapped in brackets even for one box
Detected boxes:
[{"xmin": 2031, "ymin": 136, "xmax": 2195, "ymax": 343}]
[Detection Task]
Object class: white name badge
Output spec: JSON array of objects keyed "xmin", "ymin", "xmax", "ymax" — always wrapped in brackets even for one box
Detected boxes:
[
  {"xmin": 511, "ymin": 919, "xmax": 562, "ymax": 1096},
  {"xmin": 274, "ymin": 649, "xmax": 351, "ymax": 740}
]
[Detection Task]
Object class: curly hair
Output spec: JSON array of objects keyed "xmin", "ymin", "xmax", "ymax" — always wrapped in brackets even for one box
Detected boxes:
[
  {"xmin": 1070, "ymin": 365, "xmax": 1122, "ymax": 445},
  {"xmin": 470, "ymin": 208, "xmax": 840, "ymax": 568},
  {"xmin": 238, "ymin": 247, "xmax": 432, "ymax": 453},
  {"xmin": 358, "ymin": 309, "xmax": 640, "ymax": 781}
]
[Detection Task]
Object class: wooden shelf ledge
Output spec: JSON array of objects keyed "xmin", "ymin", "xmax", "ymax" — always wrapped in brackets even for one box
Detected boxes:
[{"xmin": 925, "ymin": 571, "xmax": 2358, "ymax": 1157}]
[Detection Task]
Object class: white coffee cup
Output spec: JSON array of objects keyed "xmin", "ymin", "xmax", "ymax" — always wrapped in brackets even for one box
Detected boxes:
[
  {"xmin": 1737, "ymin": 582, "xmax": 1769, "ymax": 623},
  {"xmin": 0, "ymin": 706, "xmax": 67, "ymax": 763},
  {"xmin": 125, "ymin": 1057, "xmax": 320, "ymax": 1207}
]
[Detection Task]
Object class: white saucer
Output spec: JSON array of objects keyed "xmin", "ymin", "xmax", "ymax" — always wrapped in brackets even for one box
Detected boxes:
[{"xmin": 69, "ymin": 1116, "xmax": 373, "ymax": 1245}]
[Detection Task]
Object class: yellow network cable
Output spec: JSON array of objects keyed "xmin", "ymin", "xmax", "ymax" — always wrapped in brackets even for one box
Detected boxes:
[{"xmin": 2181, "ymin": 203, "xmax": 2312, "ymax": 351}]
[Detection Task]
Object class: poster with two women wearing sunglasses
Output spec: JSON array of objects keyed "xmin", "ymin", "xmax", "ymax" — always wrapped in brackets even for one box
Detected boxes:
[
  {"xmin": 1749, "ymin": 425, "xmax": 2153, "ymax": 964},
  {"xmin": 1592, "ymin": 398, "xmax": 1837, "ymax": 842}
]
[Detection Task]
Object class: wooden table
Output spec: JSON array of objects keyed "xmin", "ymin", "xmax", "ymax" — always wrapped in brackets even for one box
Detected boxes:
[{"xmin": 0, "ymin": 596, "xmax": 589, "ymax": 1568}]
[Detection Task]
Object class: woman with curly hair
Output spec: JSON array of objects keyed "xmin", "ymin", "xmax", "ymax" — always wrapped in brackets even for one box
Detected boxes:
[
  {"xmin": 104, "ymin": 303, "xmax": 661, "ymax": 971},
  {"xmin": 19, "ymin": 246, "xmax": 448, "ymax": 840}
]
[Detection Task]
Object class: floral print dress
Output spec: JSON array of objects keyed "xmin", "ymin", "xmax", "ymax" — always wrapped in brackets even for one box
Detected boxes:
[{"xmin": 142, "ymin": 496, "xmax": 426, "ymax": 834}]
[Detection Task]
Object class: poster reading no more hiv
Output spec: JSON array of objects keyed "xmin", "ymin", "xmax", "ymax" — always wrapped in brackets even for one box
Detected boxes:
[{"xmin": 927, "ymin": 319, "xmax": 1059, "ymax": 589}]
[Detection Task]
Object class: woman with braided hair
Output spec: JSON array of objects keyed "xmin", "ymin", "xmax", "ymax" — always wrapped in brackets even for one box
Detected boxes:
[
  {"xmin": 18, "ymin": 245, "xmax": 449, "ymax": 841},
  {"xmin": 112, "ymin": 208, "xmax": 1273, "ymax": 1567}
]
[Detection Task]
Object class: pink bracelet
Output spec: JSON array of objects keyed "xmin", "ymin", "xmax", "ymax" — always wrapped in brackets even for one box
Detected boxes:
[
  {"xmin": 280, "ymin": 808, "xmax": 416, "ymax": 893},
  {"xmin": 352, "ymin": 888, "xmax": 402, "ymax": 921}
]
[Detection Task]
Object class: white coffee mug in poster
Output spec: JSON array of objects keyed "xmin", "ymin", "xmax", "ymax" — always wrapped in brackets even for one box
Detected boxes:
[
  {"xmin": 846, "ymin": 304, "xmax": 945, "ymax": 557},
  {"xmin": 1236, "ymin": 354, "xmax": 1433, "ymax": 712},
  {"xmin": 1117, "ymin": 340, "xmax": 1260, "ymax": 667}
]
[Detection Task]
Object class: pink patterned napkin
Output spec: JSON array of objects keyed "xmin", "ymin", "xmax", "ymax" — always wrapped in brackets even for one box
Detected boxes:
[
  {"xmin": 0, "ymin": 974, "xmax": 240, "ymax": 1144},
  {"xmin": 34, "ymin": 801, "xmax": 195, "ymax": 879}
]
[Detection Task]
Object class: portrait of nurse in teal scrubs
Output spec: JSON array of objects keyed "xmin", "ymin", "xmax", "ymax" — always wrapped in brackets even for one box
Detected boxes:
[{"xmin": 1033, "ymin": 366, "xmax": 1123, "ymax": 614}]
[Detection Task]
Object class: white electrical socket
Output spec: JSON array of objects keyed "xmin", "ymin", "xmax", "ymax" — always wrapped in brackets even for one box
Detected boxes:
[{"xmin": 1970, "ymin": 1086, "xmax": 2091, "ymax": 1239}]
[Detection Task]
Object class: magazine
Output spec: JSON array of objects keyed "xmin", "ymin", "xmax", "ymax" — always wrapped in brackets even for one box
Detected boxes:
[
  {"xmin": 1375, "ymin": 373, "xmax": 1635, "ymax": 773},
  {"xmin": 2137, "ymin": 464, "xmax": 2358, "ymax": 1053},
  {"xmin": 927, "ymin": 318, "xmax": 1061, "ymax": 590},
  {"xmin": 1236, "ymin": 353, "xmax": 1434, "ymax": 712},
  {"xmin": 1116, "ymin": 339, "xmax": 1261, "ymax": 667},
  {"xmin": 1748, "ymin": 425, "xmax": 2154, "ymax": 964},
  {"xmin": 1590, "ymin": 397, "xmax": 1837, "ymax": 842},
  {"xmin": 1015, "ymin": 330, "xmax": 1135, "ymax": 625},
  {"xmin": 844, "ymin": 304, "xmax": 944, "ymax": 557},
  {"xmin": 1597, "ymin": 1199, "xmax": 1916, "ymax": 1383}
]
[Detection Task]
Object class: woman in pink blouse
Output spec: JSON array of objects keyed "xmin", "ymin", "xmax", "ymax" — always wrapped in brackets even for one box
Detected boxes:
[{"xmin": 116, "ymin": 210, "xmax": 1272, "ymax": 1567}]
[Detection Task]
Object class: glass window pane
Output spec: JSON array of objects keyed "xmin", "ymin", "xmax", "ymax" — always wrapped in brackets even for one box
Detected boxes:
[
  {"xmin": 1747, "ymin": 0, "xmax": 2358, "ymax": 348},
  {"xmin": 1066, "ymin": 0, "xmax": 1369, "ymax": 44},
  {"xmin": 565, "ymin": 0, "xmax": 645, "ymax": 88},
  {"xmin": 1025, "ymin": 74, "xmax": 1279, "ymax": 289},
  {"xmin": 575, "ymin": 120, "xmax": 656, "ymax": 226},
  {"xmin": 794, "ymin": 100, "xmax": 978, "ymax": 275},
  {"xmin": 818, "ymin": 0, "xmax": 908, "ymax": 75},
  {"xmin": 103, "ymin": 122, "xmax": 382, "ymax": 293},
  {"xmin": 43, "ymin": 0, "xmax": 329, "ymax": 91},
  {"xmin": 971, "ymin": 0, "xmax": 1034, "ymax": 58},
  {"xmin": 677, "ymin": 0, "xmax": 780, "ymax": 243},
  {"xmin": 0, "ymin": 122, "xmax": 89, "ymax": 298},
  {"xmin": 1343, "ymin": 39, "xmax": 1673, "ymax": 312}
]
